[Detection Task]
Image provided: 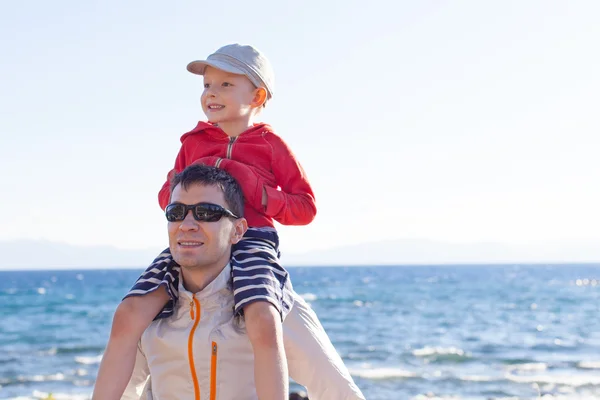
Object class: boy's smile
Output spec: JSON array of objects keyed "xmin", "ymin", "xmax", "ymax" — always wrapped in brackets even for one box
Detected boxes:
[{"xmin": 206, "ymin": 104, "xmax": 225, "ymax": 110}]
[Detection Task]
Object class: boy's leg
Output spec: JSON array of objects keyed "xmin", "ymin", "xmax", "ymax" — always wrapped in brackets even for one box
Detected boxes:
[
  {"xmin": 93, "ymin": 248, "xmax": 179, "ymax": 400},
  {"xmin": 244, "ymin": 301, "xmax": 288, "ymax": 400},
  {"xmin": 93, "ymin": 287, "xmax": 169, "ymax": 400},
  {"xmin": 283, "ymin": 293, "xmax": 366, "ymax": 400},
  {"xmin": 232, "ymin": 229, "xmax": 291, "ymax": 400}
]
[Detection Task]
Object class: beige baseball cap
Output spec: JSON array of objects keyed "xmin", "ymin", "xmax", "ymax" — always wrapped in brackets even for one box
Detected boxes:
[{"xmin": 187, "ymin": 44, "xmax": 274, "ymax": 100}]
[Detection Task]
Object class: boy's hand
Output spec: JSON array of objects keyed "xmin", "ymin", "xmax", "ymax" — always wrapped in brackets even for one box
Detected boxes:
[
  {"xmin": 217, "ymin": 159, "xmax": 273, "ymax": 211},
  {"xmin": 191, "ymin": 157, "xmax": 273, "ymax": 211}
]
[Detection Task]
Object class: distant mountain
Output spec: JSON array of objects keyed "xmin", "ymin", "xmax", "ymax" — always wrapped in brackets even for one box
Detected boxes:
[
  {"xmin": 0, "ymin": 240, "xmax": 162, "ymax": 270},
  {"xmin": 0, "ymin": 239, "xmax": 598, "ymax": 270},
  {"xmin": 281, "ymin": 239, "xmax": 600, "ymax": 266}
]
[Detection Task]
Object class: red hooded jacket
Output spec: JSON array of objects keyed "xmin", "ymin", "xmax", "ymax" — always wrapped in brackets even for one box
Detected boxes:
[{"xmin": 159, "ymin": 122, "xmax": 317, "ymax": 228}]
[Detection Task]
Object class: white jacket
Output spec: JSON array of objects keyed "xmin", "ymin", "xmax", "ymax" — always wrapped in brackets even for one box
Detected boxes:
[{"xmin": 122, "ymin": 264, "xmax": 365, "ymax": 400}]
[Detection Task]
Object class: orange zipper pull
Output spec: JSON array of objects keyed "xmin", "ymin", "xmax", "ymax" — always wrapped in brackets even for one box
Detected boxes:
[{"xmin": 210, "ymin": 341, "xmax": 218, "ymax": 400}]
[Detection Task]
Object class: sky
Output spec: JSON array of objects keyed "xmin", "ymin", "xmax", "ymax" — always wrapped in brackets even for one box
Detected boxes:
[{"xmin": 0, "ymin": 0, "xmax": 599, "ymax": 256}]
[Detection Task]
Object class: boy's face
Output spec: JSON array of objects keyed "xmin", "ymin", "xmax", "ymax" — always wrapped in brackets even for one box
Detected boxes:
[{"xmin": 201, "ymin": 66, "xmax": 259, "ymax": 124}]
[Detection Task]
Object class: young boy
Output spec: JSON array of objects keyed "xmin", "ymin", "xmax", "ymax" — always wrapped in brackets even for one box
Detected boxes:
[{"xmin": 94, "ymin": 44, "xmax": 316, "ymax": 400}]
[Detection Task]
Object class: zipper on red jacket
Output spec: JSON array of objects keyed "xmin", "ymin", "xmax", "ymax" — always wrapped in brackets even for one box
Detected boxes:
[
  {"xmin": 226, "ymin": 136, "xmax": 237, "ymax": 159},
  {"xmin": 188, "ymin": 296, "xmax": 201, "ymax": 400},
  {"xmin": 210, "ymin": 341, "xmax": 218, "ymax": 400}
]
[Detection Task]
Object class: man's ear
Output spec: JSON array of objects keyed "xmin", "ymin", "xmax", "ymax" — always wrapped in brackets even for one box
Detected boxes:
[
  {"xmin": 251, "ymin": 87, "xmax": 267, "ymax": 109},
  {"xmin": 231, "ymin": 218, "xmax": 248, "ymax": 244}
]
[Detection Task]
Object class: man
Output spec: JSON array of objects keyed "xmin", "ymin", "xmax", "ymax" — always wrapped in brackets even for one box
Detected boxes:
[{"xmin": 122, "ymin": 164, "xmax": 364, "ymax": 399}]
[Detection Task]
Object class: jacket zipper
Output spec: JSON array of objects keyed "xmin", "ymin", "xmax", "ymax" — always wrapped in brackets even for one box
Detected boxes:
[
  {"xmin": 226, "ymin": 137, "xmax": 237, "ymax": 159},
  {"xmin": 210, "ymin": 341, "xmax": 218, "ymax": 400},
  {"xmin": 188, "ymin": 296, "xmax": 201, "ymax": 400}
]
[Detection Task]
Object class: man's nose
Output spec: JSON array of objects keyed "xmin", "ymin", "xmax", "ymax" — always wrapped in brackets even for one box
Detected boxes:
[{"xmin": 179, "ymin": 211, "xmax": 199, "ymax": 230}]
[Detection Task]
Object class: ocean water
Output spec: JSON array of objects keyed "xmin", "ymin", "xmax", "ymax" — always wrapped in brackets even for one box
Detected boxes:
[{"xmin": 2, "ymin": 264, "xmax": 600, "ymax": 400}]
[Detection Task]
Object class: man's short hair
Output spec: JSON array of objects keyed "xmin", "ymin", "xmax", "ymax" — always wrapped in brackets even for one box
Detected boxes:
[{"xmin": 170, "ymin": 164, "xmax": 245, "ymax": 217}]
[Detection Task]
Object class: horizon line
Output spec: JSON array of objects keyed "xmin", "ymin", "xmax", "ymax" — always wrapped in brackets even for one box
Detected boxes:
[{"xmin": 2, "ymin": 261, "xmax": 600, "ymax": 272}]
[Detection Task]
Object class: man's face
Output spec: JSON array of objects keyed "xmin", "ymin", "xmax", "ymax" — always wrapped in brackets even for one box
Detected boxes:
[{"xmin": 168, "ymin": 182, "xmax": 242, "ymax": 272}]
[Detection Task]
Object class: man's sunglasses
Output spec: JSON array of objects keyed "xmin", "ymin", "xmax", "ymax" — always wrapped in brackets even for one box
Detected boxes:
[{"xmin": 165, "ymin": 202, "xmax": 239, "ymax": 222}]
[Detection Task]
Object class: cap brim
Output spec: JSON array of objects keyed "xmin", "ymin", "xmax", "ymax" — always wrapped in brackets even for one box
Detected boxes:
[{"xmin": 186, "ymin": 59, "xmax": 247, "ymax": 76}]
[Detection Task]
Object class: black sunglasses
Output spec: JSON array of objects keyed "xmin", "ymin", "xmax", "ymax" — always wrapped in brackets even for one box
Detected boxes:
[{"xmin": 165, "ymin": 202, "xmax": 239, "ymax": 222}]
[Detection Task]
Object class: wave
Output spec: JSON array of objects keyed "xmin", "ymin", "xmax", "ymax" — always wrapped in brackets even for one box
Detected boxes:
[
  {"xmin": 484, "ymin": 397, "xmax": 596, "ymax": 400},
  {"xmin": 577, "ymin": 361, "xmax": 600, "ymax": 370},
  {"xmin": 574, "ymin": 278, "xmax": 599, "ymax": 286},
  {"xmin": 351, "ymin": 368, "xmax": 506, "ymax": 384},
  {"xmin": 523, "ymin": 397, "xmax": 600, "ymax": 400},
  {"xmin": 38, "ymin": 347, "xmax": 58, "ymax": 356},
  {"xmin": 500, "ymin": 357, "xmax": 540, "ymax": 365},
  {"xmin": 506, "ymin": 362, "xmax": 548, "ymax": 372},
  {"xmin": 8, "ymin": 390, "xmax": 91, "ymax": 400},
  {"xmin": 75, "ymin": 355, "xmax": 103, "ymax": 365},
  {"xmin": 349, "ymin": 367, "xmax": 418, "ymax": 380},
  {"xmin": 412, "ymin": 346, "xmax": 466, "ymax": 357},
  {"xmin": 531, "ymin": 340, "xmax": 578, "ymax": 351},
  {"xmin": 415, "ymin": 394, "xmax": 600, "ymax": 400},
  {"xmin": 300, "ymin": 292, "xmax": 317, "ymax": 301},
  {"xmin": 505, "ymin": 372, "xmax": 600, "ymax": 387},
  {"xmin": 352, "ymin": 366, "xmax": 600, "ymax": 388},
  {"xmin": 55, "ymin": 345, "xmax": 105, "ymax": 355},
  {"xmin": 412, "ymin": 346, "xmax": 471, "ymax": 362},
  {"xmin": 0, "ymin": 355, "xmax": 19, "ymax": 364},
  {"xmin": 0, "ymin": 373, "xmax": 66, "ymax": 386},
  {"xmin": 459, "ymin": 374, "xmax": 495, "ymax": 382}
]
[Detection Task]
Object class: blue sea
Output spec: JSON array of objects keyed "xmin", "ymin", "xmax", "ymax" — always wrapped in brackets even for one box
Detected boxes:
[{"xmin": 2, "ymin": 264, "xmax": 600, "ymax": 400}]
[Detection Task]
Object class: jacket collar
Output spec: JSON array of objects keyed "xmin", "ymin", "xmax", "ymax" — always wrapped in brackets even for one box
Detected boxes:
[
  {"xmin": 180, "ymin": 121, "xmax": 272, "ymax": 143},
  {"xmin": 177, "ymin": 263, "xmax": 232, "ymax": 302}
]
